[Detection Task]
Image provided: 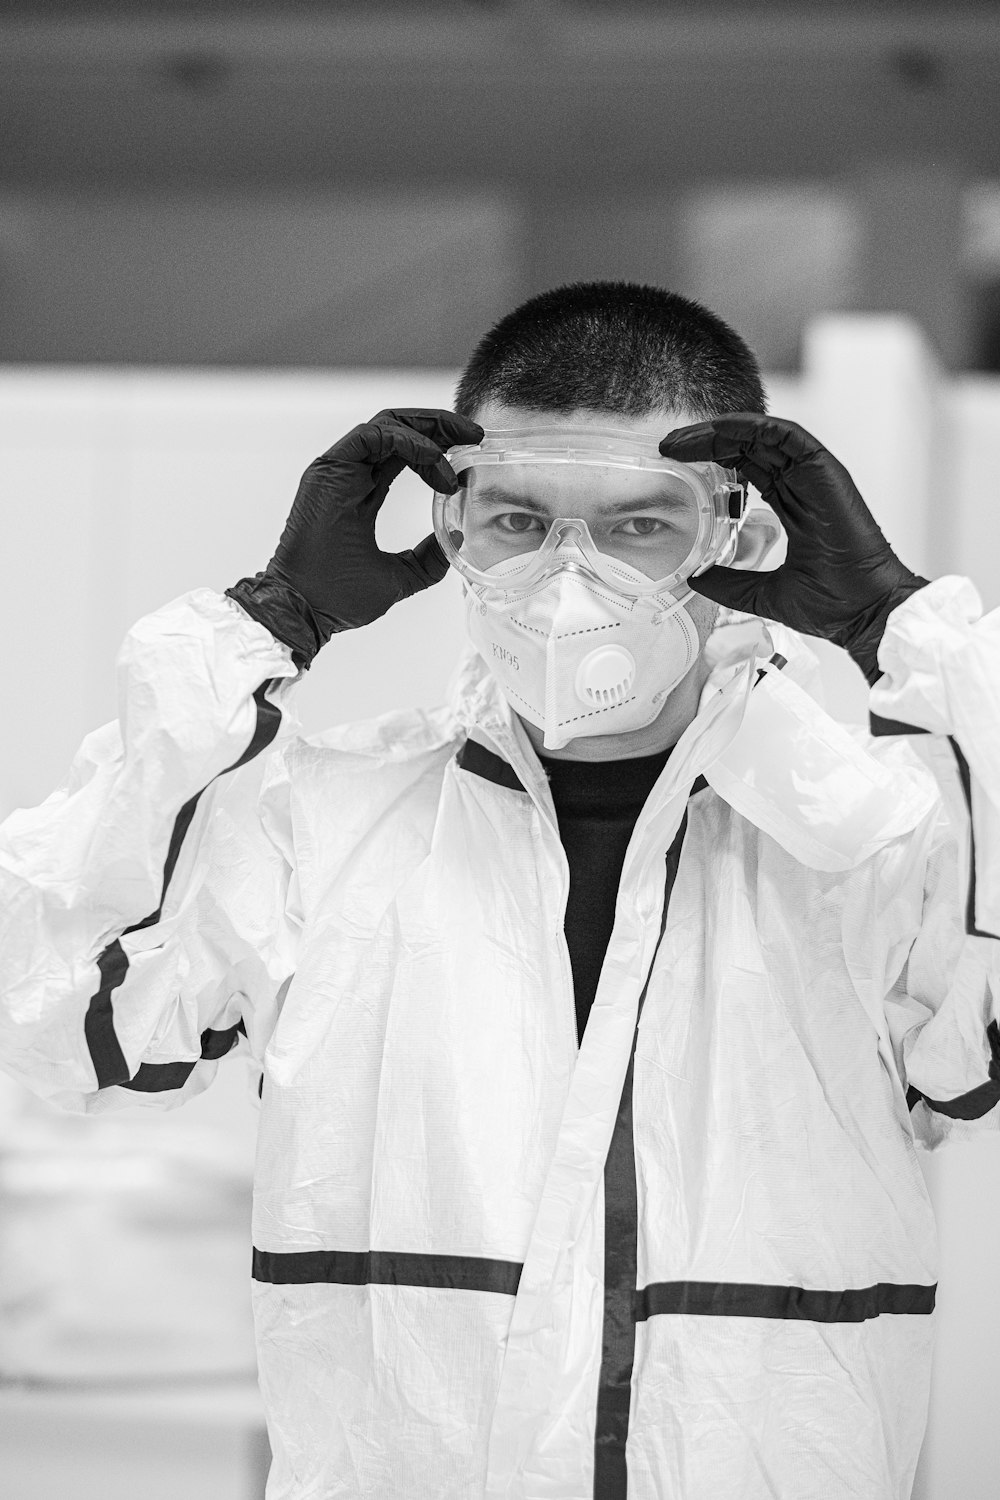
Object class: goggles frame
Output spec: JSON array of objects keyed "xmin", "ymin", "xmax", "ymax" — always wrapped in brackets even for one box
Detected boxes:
[{"xmin": 432, "ymin": 425, "xmax": 746, "ymax": 600}]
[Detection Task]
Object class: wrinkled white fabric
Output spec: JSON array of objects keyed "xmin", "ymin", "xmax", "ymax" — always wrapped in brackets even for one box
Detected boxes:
[
  {"xmin": 0, "ymin": 576, "xmax": 998, "ymax": 1500},
  {"xmin": 872, "ymin": 574, "xmax": 1000, "ymax": 936}
]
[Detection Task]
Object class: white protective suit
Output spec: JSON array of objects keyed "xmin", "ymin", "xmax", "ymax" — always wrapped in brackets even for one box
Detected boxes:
[{"xmin": 1, "ymin": 574, "xmax": 999, "ymax": 1500}]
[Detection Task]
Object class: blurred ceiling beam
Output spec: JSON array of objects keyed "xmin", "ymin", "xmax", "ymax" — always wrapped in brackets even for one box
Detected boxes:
[
  {"xmin": 2, "ymin": 8, "xmax": 1000, "ymax": 67},
  {"xmin": 1, "ymin": 5, "xmax": 998, "ymax": 191}
]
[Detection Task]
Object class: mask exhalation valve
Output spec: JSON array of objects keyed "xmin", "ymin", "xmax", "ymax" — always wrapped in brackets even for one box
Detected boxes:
[{"xmin": 575, "ymin": 644, "xmax": 637, "ymax": 707}]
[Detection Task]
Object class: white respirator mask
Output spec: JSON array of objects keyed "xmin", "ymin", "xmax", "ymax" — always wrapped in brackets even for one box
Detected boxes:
[{"xmin": 433, "ymin": 425, "xmax": 781, "ymax": 752}]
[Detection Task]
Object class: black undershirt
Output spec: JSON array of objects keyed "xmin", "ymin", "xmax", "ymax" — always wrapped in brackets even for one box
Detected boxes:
[{"xmin": 538, "ymin": 747, "xmax": 674, "ymax": 1045}]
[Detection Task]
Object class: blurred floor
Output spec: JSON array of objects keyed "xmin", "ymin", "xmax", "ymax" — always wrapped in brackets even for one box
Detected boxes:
[{"xmin": 0, "ymin": 1381, "xmax": 269, "ymax": 1500}]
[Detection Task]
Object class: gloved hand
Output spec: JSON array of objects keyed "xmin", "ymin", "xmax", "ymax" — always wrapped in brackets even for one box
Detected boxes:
[
  {"xmin": 226, "ymin": 408, "xmax": 483, "ymax": 669},
  {"xmin": 658, "ymin": 414, "xmax": 931, "ymax": 687}
]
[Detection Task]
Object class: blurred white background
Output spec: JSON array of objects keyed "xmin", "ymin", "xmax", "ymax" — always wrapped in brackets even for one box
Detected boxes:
[{"xmin": 2, "ymin": 2, "xmax": 1000, "ymax": 1497}]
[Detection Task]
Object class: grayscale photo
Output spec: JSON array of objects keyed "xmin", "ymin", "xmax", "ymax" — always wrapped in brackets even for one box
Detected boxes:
[{"xmin": 0, "ymin": 2, "xmax": 999, "ymax": 1498}]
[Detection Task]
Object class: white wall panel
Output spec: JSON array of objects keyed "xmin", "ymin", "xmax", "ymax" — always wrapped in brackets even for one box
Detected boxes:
[
  {"xmin": 0, "ymin": 367, "xmax": 468, "ymax": 818},
  {"xmin": 948, "ymin": 375, "xmax": 1000, "ymax": 615}
]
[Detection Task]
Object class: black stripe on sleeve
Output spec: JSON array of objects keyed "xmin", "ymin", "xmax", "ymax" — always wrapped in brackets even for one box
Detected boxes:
[
  {"xmin": 85, "ymin": 679, "xmax": 284, "ymax": 1090},
  {"xmin": 251, "ymin": 1248, "xmax": 522, "ymax": 1296},
  {"xmin": 456, "ymin": 737, "xmax": 529, "ymax": 794},
  {"xmin": 946, "ymin": 735, "xmax": 1000, "ymax": 940},
  {"xmin": 906, "ymin": 1018, "xmax": 1000, "ymax": 1120},
  {"xmin": 592, "ymin": 811, "xmax": 690, "ymax": 1500},
  {"xmin": 869, "ymin": 710, "xmax": 932, "ymax": 737},
  {"xmin": 120, "ymin": 1019, "xmax": 245, "ymax": 1094},
  {"xmin": 635, "ymin": 1279, "xmax": 936, "ymax": 1323},
  {"xmin": 901, "ymin": 738, "xmax": 1000, "ymax": 1116}
]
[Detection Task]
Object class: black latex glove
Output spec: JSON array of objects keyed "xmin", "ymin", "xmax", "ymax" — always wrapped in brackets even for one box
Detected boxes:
[
  {"xmin": 659, "ymin": 414, "xmax": 931, "ymax": 687},
  {"xmin": 226, "ymin": 408, "xmax": 483, "ymax": 669}
]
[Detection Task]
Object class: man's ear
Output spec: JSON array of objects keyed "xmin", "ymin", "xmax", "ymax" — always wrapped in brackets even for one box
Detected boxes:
[{"xmin": 730, "ymin": 510, "xmax": 784, "ymax": 571}]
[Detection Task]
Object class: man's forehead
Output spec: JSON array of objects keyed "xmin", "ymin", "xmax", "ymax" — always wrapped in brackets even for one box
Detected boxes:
[{"xmin": 470, "ymin": 402, "xmax": 701, "ymax": 439}]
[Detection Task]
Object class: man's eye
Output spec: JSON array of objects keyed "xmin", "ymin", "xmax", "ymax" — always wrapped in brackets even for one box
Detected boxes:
[
  {"xmin": 616, "ymin": 517, "xmax": 670, "ymax": 536},
  {"xmin": 495, "ymin": 513, "xmax": 544, "ymax": 534}
]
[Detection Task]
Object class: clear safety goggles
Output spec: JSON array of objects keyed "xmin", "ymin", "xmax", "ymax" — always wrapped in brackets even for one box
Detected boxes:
[{"xmin": 432, "ymin": 426, "xmax": 747, "ymax": 601}]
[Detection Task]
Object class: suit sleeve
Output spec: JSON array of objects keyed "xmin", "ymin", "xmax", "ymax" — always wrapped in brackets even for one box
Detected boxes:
[
  {"xmin": 0, "ymin": 588, "xmax": 303, "ymax": 1113},
  {"xmin": 871, "ymin": 575, "xmax": 1000, "ymax": 1149}
]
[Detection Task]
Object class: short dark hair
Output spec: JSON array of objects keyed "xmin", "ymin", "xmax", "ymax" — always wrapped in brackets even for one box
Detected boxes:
[{"xmin": 455, "ymin": 280, "xmax": 767, "ymax": 422}]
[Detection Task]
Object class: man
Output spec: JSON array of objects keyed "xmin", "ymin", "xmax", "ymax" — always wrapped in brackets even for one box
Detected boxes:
[{"xmin": 1, "ymin": 281, "xmax": 998, "ymax": 1500}]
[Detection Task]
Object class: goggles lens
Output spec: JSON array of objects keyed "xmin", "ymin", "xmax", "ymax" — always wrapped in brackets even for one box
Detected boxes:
[
  {"xmin": 432, "ymin": 427, "xmax": 743, "ymax": 597},
  {"xmin": 447, "ymin": 462, "xmax": 705, "ymax": 582}
]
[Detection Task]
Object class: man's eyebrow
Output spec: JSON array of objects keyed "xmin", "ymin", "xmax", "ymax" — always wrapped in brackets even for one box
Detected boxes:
[{"xmin": 471, "ymin": 486, "xmax": 685, "ymax": 514}]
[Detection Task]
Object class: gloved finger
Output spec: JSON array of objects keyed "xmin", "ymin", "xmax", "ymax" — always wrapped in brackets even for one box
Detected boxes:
[
  {"xmin": 657, "ymin": 419, "xmax": 734, "ymax": 464},
  {"xmin": 391, "ymin": 533, "xmax": 451, "ymax": 596},
  {"xmin": 412, "ymin": 456, "xmax": 464, "ymax": 494},
  {"xmin": 328, "ymin": 423, "xmax": 452, "ymax": 475},
  {"xmin": 658, "ymin": 417, "xmax": 788, "ymax": 515},
  {"xmin": 374, "ymin": 411, "xmax": 482, "ymax": 494},
  {"xmin": 333, "ymin": 423, "xmax": 471, "ymax": 499},
  {"xmin": 372, "ymin": 408, "xmax": 485, "ymax": 454},
  {"xmin": 686, "ymin": 563, "xmax": 772, "ymax": 615},
  {"xmin": 656, "ymin": 421, "xmax": 772, "ymax": 500},
  {"xmin": 722, "ymin": 455, "xmax": 821, "ymax": 537},
  {"xmin": 659, "ymin": 414, "xmax": 821, "ymax": 468},
  {"xmin": 660, "ymin": 415, "xmax": 844, "ymax": 528}
]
